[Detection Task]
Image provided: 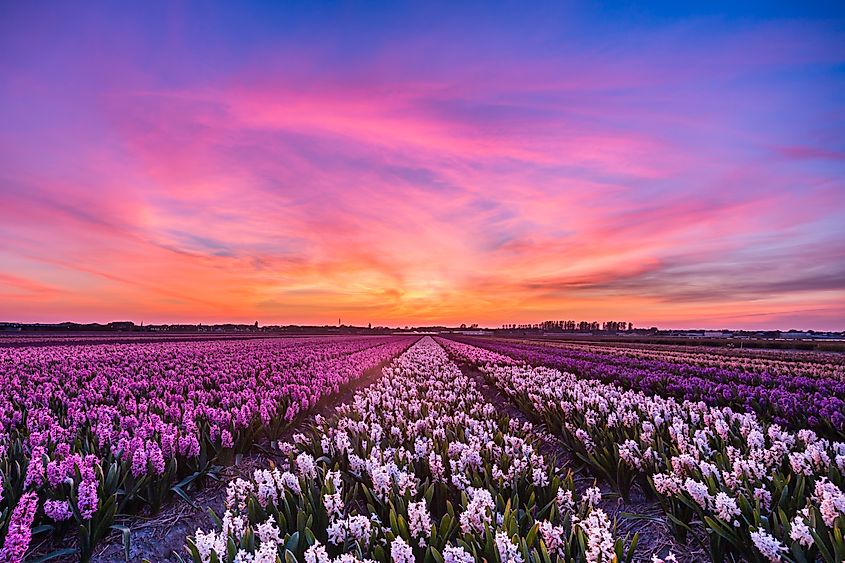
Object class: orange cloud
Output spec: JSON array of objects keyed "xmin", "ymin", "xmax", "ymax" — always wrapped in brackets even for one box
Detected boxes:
[{"xmin": 1, "ymin": 6, "xmax": 843, "ymax": 329}]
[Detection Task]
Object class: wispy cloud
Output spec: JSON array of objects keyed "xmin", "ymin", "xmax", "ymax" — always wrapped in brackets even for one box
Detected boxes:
[{"xmin": 0, "ymin": 3, "xmax": 843, "ymax": 329}]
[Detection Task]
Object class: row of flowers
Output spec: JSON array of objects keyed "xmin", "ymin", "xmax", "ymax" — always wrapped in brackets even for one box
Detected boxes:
[
  {"xmin": 558, "ymin": 341, "xmax": 845, "ymax": 367},
  {"xmin": 185, "ymin": 337, "xmax": 637, "ymax": 563},
  {"xmin": 530, "ymin": 341, "xmax": 845, "ymax": 382},
  {"xmin": 0, "ymin": 333, "xmax": 278, "ymax": 348},
  {"xmin": 0, "ymin": 336, "xmax": 414, "ymax": 561},
  {"xmin": 438, "ymin": 338, "xmax": 845, "ymax": 563},
  {"xmin": 448, "ymin": 337, "xmax": 845, "ymax": 437}
]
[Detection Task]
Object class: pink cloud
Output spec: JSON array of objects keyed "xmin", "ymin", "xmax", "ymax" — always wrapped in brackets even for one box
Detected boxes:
[{"xmin": 0, "ymin": 9, "xmax": 843, "ymax": 329}]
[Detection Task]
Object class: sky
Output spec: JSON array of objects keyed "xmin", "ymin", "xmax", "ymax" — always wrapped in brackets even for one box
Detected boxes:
[{"xmin": 1, "ymin": 1, "xmax": 844, "ymax": 330}]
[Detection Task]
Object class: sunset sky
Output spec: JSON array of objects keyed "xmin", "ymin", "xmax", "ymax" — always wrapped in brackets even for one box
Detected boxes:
[{"xmin": 1, "ymin": 1, "xmax": 844, "ymax": 329}]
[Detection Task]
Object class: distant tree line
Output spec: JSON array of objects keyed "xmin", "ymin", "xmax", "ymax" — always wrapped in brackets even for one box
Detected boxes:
[{"xmin": 500, "ymin": 320, "xmax": 633, "ymax": 332}]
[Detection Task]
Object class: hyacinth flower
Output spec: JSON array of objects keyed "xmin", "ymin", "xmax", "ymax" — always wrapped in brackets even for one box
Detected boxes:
[
  {"xmin": 0, "ymin": 491, "xmax": 38, "ymax": 563},
  {"xmin": 448, "ymin": 336, "xmax": 845, "ymax": 439},
  {"xmin": 0, "ymin": 336, "xmax": 415, "ymax": 561},
  {"xmin": 439, "ymin": 337, "xmax": 845, "ymax": 563},
  {"xmin": 184, "ymin": 337, "xmax": 637, "ymax": 562}
]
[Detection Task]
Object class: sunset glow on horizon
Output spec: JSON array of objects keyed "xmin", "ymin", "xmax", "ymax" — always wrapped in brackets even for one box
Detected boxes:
[{"xmin": 2, "ymin": 2, "xmax": 844, "ymax": 329}]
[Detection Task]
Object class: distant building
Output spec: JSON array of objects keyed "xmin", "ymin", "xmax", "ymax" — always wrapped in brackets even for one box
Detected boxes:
[
  {"xmin": 781, "ymin": 331, "xmax": 814, "ymax": 340},
  {"xmin": 703, "ymin": 331, "xmax": 732, "ymax": 338}
]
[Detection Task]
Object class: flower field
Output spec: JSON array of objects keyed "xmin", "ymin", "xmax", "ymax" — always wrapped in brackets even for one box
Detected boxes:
[
  {"xmin": 184, "ymin": 336, "xmax": 635, "ymax": 563},
  {"xmin": 438, "ymin": 337, "xmax": 845, "ymax": 563},
  {"xmin": 1, "ymin": 334, "xmax": 843, "ymax": 562},
  {"xmin": 446, "ymin": 338, "xmax": 845, "ymax": 438},
  {"xmin": 0, "ymin": 336, "xmax": 414, "ymax": 561}
]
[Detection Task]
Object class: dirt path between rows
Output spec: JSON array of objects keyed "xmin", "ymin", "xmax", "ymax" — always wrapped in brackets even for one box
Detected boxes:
[{"xmin": 448, "ymin": 357, "xmax": 709, "ymax": 563}]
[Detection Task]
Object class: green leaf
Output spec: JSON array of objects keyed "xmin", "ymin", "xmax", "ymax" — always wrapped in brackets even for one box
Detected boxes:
[
  {"xmin": 110, "ymin": 524, "xmax": 132, "ymax": 561},
  {"xmin": 184, "ymin": 538, "xmax": 201, "ymax": 562},
  {"xmin": 227, "ymin": 536, "xmax": 237, "ymax": 562},
  {"xmin": 175, "ymin": 471, "xmax": 202, "ymax": 489},
  {"xmin": 172, "ymin": 485, "xmax": 200, "ymax": 509},
  {"xmin": 666, "ymin": 512, "xmax": 695, "ymax": 535},
  {"xmin": 703, "ymin": 516, "xmax": 738, "ymax": 544},
  {"xmin": 624, "ymin": 532, "xmax": 639, "ymax": 563},
  {"xmin": 208, "ymin": 508, "xmax": 222, "ymax": 528},
  {"xmin": 398, "ymin": 514, "xmax": 410, "ymax": 541},
  {"xmin": 525, "ymin": 522, "xmax": 538, "ymax": 547},
  {"xmin": 285, "ymin": 531, "xmax": 300, "ymax": 553},
  {"xmin": 304, "ymin": 527, "xmax": 316, "ymax": 547},
  {"xmin": 31, "ymin": 524, "xmax": 56, "ymax": 535},
  {"xmin": 619, "ymin": 512, "xmax": 663, "ymax": 523}
]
